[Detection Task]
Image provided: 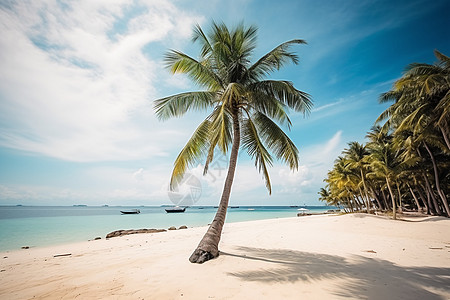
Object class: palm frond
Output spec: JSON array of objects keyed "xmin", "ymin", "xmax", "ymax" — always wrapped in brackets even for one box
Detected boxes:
[
  {"xmin": 154, "ymin": 91, "xmax": 216, "ymax": 120},
  {"xmin": 434, "ymin": 50, "xmax": 450, "ymax": 70},
  {"xmin": 254, "ymin": 112, "xmax": 299, "ymax": 170},
  {"xmin": 165, "ymin": 50, "xmax": 223, "ymax": 90},
  {"xmin": 247, "ymin": 91, "xmax": 292, "ymax": 128},
  {"xmin": 192, "ymin": 23, "xmax": 213, "ymax": 58},
  {"xmin": 170, "ymin": 120, "xmax": 211, "ymax": 189},
  {"xmin": 249, "ymin": 80, "xmax": 312, "ymax": 114},
  {"xmin": 247, "ymin": 39, "xmax": 307, "ymax": 81},
  {"xmin": 209, "ymin": 102, "xmax": 233, "ymax": 154},
  {"xmin": 379, "ymin": 90, "xmax": 401, "ymax": 104},
  {"xmin": 242, "ymin": 116, "xmax": 273, "ymax": 193}
]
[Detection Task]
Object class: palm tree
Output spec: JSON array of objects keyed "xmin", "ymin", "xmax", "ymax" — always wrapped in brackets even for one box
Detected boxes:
[
  {"xmin": 154, "ymin": 22, "xmax": 312, "ymax": 263},
  {"xmin": 321, "ymin": 51, "xmax": 449, "ymax": 218},
  {"xmin": 343, "ymin": 142, "xmax": 371, "ymax": 212},
  {"xmin": 367, "ymin": 143, "xmax": 401, "ymax": 219},
  {"xmin": 378, "ymin": 50, "xmax": 450, "ymax": 152},
  {"xmin": 376, "ymin": 50, "xmax": 449, "ymax": 217}
]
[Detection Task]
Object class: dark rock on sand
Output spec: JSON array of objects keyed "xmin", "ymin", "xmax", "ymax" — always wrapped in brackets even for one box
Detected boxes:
[
  {"xmin": 179, "ymin": 225, "xmax": 188, "ymax": 229},
  {"xmin": 106, "ymin": 228, "xmax": 166, "ymax": 239},
  {"xmin": 168, "ymin": 226, "xmax": 177, "ymax": 230}
]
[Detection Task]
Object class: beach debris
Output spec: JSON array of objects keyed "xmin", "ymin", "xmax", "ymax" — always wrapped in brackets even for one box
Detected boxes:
[
  {"xmin": 106, "ymin": 228, "xmax": 166, "ymax": 239},
  {"xmin": 21, "ymin": 246, "xmax": 29, "ymax": 249},
  {"xmin": 168, "ymin": 226, "xmax": 177, "ymax": 230},
  {"xmin": 53, "ymin": 253, "xmax": 71, "ymax": 258},
  {"xmin": 297, "ymin": 213, "xmax": 311, "ymax": 217},
  {"xmin": 179, "ymin": 225, "xmax": 188, "ymax": 229},
  {"xmin": 364, "ymin": 250, "xmax": 377, "ymax": 253},
  {"xmin": 428, "ymin": 247, "xmax": 443, "ymax": 250},
  {"xmin": 94, "ymin": 237, "xmax": 101, "ymax": 240}
]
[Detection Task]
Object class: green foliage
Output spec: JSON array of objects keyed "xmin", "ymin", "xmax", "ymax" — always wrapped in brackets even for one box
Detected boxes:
[
  {"xmin": 154, "ymin": 21, "xmax": 312, "ymax": 191},
  {"xmin": 320, "ymin": 50, "xmax": 450, "ymax": 218}
]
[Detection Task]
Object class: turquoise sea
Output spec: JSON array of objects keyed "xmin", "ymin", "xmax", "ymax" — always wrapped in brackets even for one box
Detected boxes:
[{"xmin": 0, "ymin": 205, "xmax": 337, "ymax": 252}]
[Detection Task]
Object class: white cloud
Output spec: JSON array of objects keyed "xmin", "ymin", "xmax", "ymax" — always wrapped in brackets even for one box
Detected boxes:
[
  {"xmin": 0, "ymin": 130, "xmax": 346, "ymax": 205},
  {"xmin": 133, "ymin": 168, "xmax": 145, "ymax": 181},
  {"xmin": 0, "ymin": 0, "xmax": 200, "ymax": 162}
]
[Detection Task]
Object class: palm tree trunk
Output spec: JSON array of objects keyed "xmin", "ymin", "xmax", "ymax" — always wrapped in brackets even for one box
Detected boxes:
[
  {"xmin": 358, "ymin": 186, "xmax": 367, "ymax": 212},
  {"xmin": 386, "ymin": 177, "xmax": 396, "ymax": 220},
  {"xmin": 369, "ymin": 186, "xmax": 383, "ymax": 210},
  {"xmin": 381, "ymin": 188, "xmax": 390, "ymax": 210},
  {"xmin": 347, "ymin": 197, "xmax": 354, "ymax": 212},
  {"xmin": 415, "ymin": 183, "xmax": 429, "ymax": 214},
  {"xmin": 189, "ymin": 109, "xmax": 241, "ymax": 264},
  {"xmin": 360, "ymin": 169, "xmax": 371, "ymax": 213},
  {"xmin": 423, "ymin": 173, "xmax": 442, "ymax": 216},
  {"xmin": 423, "ymin": 142, "xmax": 450, "ymax": 217},
  {"xmin": 396, "ymin": 181, "xmax": 403, "ymax": 213},
  {"xmin": 407, "ymin": 183, "xmax": 422, "ymax": 212},
  {"xmin": 438, "ymin": 124, "xmax": 450, "ymax": 151}
]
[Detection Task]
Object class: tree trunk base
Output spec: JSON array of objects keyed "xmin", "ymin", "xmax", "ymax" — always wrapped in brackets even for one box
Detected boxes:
[{"xmin": 189, "ymin": 248, "xmax": 218, "ymax": 264}]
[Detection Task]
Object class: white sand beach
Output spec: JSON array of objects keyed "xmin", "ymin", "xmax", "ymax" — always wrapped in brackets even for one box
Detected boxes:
[{"xmin": 1, "ymin": 213, "xmax": 449, "ymax": 300}]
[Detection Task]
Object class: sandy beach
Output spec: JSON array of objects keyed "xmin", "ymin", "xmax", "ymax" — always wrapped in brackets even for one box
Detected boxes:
[{"xmin": 1, "ymin": 213, "xmax": 449, "ymax": 300}]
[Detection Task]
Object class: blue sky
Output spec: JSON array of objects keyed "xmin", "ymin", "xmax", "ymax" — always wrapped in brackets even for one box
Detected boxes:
[{"xmin": 0, "ymin": 0, "xmax": 449, "ymax": 206}]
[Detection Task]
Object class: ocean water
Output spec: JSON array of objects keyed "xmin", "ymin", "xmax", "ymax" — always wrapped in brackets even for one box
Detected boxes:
[{"xmin": 0, "ymin": 205, "xmax": 337, "ymax": 252}]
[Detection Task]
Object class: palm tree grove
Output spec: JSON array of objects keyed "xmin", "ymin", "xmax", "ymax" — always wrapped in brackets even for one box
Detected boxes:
[
  {"xmin": 154, "ymin": 22, "xmax": 312, "ymax": 263},
  {"xmin": 319, "ymin": 50, "xmax": 450, "ymax": 220}
]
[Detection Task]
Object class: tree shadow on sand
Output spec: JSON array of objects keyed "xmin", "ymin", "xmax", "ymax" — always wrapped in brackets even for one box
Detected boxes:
[{"xmin": 222, "ymin": 246, "xmax": 450, "ymax": 299}]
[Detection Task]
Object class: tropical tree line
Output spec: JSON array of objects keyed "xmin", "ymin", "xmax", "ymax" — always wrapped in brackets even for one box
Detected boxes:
[{"xmin": 319, "ymin": 50, "xmax": 450, "ymax": 219}]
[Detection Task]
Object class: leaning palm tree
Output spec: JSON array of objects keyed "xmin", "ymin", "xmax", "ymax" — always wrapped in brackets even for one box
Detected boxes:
[{"xmin": 154, "ymin": 22, "xmax": 312, "ymax": 263}]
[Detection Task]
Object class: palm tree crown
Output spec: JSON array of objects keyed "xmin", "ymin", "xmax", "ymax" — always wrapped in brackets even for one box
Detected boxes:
[{"xmin": 155, "ymin": 22, "xmax": 312, "ymax": 193}]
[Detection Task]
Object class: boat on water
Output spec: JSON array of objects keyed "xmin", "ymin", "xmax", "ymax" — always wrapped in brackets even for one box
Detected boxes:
[
  {"xmin": 120, "ymin": 209, "xmax": 140, "ymax": 214},
  {"xmin": 165, "ymin": 206, "xmax": 186, "ymax": 213}
]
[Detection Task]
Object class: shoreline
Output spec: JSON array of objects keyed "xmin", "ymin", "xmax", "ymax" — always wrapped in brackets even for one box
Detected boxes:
[
  {"xmin": 1, "ymin": 213, "xmax": 449, "ymax": 299},
  {"xmin": 0, "ymin": 207, "xmax": 337, "ymax": 252}
]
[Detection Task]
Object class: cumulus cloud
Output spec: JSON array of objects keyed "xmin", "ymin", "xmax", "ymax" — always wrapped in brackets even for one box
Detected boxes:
[{"xmin": 0, "ymin": 0, "xmax": 200, "ymax": 162}]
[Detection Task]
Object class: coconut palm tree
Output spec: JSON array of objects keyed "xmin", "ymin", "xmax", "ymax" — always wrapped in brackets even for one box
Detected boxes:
[
  {"xmin": 320, "ymin": 51, "xmax": 450, "ymax": 218},
  {"xmin": 367, "ymin": 143, "xmax": 401, "ymax": 219},
  {"xmin": 375, "ymin": 50, "xmax": 449, "ymax": 217},
  {"xmin": 154, "ymin": 22, "xmax": 312, "ymax": 263},
  {"xmin": 378, "ymin": 50, "xmax": 450, "ymax": 152},
  {"xmin": 343, "ymin": 142, "xmax": 371, "ymax": 212}
]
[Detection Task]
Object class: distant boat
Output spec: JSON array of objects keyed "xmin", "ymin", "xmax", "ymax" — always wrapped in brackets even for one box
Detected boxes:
[
  {"xmin": 165, "ymin": 206, "xmax": 186, "ymax": 213},
  {"xmin": 229, "ymin": 206, "xmax": 239, "ymax": 209},
  {"xmin": 73, "ymin": 204, "xmax": 87, "ymax": 207},
  {"xmin": 120, "ymin": 209, "xmax": 140, "ymax": 214},
  {"xmin": 290, "ymin": 205, "xmax": 299, "ymax": 208}
]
